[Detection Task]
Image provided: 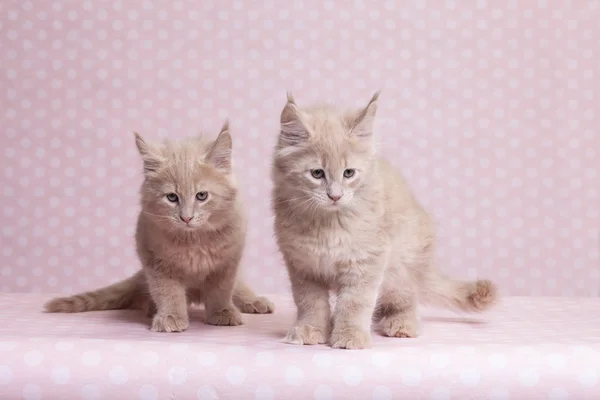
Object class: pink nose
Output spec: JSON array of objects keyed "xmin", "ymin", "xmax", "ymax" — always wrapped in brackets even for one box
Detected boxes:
[
  {"xmin": 327, "ymin": 194, "xmax": 342, "ymax": 202},
  {"xmin": 180, "ymin": 216, "xmax": 192, "ymax": 223}
]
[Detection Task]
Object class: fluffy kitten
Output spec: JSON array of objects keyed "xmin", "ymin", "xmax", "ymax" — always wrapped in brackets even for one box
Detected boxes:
[
  {"xmin": 46, "ymin": 122, "xmax": 274, "ymax": 332},
  {"xmin": 272, "ymin": 93, "xmax": 497, "ymax": 349}
]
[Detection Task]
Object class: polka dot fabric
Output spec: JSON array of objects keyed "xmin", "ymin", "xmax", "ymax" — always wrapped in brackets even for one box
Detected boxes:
[
  {"xmin": 1, "ymin": 1, "xmax": 599, "ymax": 297},
  {"xmin": 1, "ymin": 294, "xmax": 600, "ymax": 398}
]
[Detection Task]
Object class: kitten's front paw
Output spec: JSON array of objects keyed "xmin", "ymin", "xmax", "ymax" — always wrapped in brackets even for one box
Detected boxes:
[
  {"xmin": 237, "ymin": 296, "xmax": 275, "ymax": 314},
  {"xmin": 330, "ymin": 327, "xmax": 372, "ymax": 349},
  {"xmin": 151, "ymin": 314, "xmax": 189, "ymax": 333},
  {"xmin": 205, "ymin": 307, "xmax": 243, "ymax": 326},
  {"xmin": 282, "ymin": 324, "xmax": 328, "ymax": 345}
]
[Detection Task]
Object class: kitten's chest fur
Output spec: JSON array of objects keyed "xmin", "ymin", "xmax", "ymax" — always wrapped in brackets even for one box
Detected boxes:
[
  {"xmin": 282, "ymin": 214, "xmax": 384, "ymax": 279},
  {"xmin": 136, "ymin": 215, "xmax": 243, "ymax": 284}
]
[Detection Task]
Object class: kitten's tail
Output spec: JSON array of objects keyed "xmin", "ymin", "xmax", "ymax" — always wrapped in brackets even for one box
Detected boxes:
[
  {"xmin": 44, "ymin": 271, "xmax": 147, "ymax": 313},
  {"xmin": 420, "ymin": 270, "xmax": 498, "ymax": 313}
]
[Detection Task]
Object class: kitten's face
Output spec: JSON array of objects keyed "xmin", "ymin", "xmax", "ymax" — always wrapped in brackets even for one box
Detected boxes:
[
  {"xmin": 135, "ymin": 124, "xmax": 236, "ymax": 232},
  {"xmin": 274, "ymin": 93, "xmax": 379, "ymax": 212}
]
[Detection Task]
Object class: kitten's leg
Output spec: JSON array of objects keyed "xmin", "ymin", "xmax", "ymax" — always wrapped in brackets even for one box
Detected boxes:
[
  {"xmin": 145, "ymin": 298, "xmax": 157, "ymax": 318},
  {"xmin": 376, "ymin": 287, "xmax": 419, "ymax": 338},
  {"xmin": 283, "ymin": 268, "xmax": 331, "ymax": 345},
  {"xmin": 232, "ymin": 278, "xmax": 274, "ymax": 314},
  {"xmin": 146, "ymin": 272, "xmax": 189, "ymax": 333},
  {"xmin": 330, "ymin": 257, "xmax": 387, "ymax": 350},
  {"xmin": 373, "ymin": 259, "xmax": 420, "ymax": 338},
  {"xmin": 203, "ymin": 267, "xmax": 243, "ymax": 326}
]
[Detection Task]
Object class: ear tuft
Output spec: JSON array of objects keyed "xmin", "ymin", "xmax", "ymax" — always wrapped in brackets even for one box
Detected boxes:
[
  {"xmin": 279, "ymin": 94, "xmax": 310, "ymax": 148},
  {"xmin": 220, "ymin": 119, "xmax": 230, "ymax": 134},
  {"xmin": 206, "ymin": 127, "xmax": 233, "ymax": 172},
  {"xmin": 348, "ymin": 91, "xmax": 380, "ymax": 140},
  {"xmin": 133, "ymin": 132, "xmax": 164, "ymax": 174},
  {"xmin": 286, "ymin": 91, "xmax": 296, "ymax": 105}
]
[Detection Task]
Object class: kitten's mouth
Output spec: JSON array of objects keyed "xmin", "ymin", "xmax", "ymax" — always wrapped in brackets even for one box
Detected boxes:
[
  {"xmin": 323, "ymin": 202, "xmax": 341, "ymax": 211},
  {"xmin": 180, "ymin": 223, "xmax": 198, "ymax": 231}
]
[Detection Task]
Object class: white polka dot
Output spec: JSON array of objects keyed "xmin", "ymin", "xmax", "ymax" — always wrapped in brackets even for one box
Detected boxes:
[
  {"xmin": 22, "ymin": 384, "xmax": 42, "ymax": 400},
  {"xmin": 141, "ymin": 351, "xmax": 159, "ymax": 366},
  {"xmin": 109, "ymin": 366, "xmax": 129, "ymax": 385},
  {"xmin": 255, "ymin": 351, "xmax": 274, "ymax": 367},
  {"xmin": 372, "ymin": 385, "xmax": 392, "ymax": 400},
  {"xmin": 81, "ymin": 384, "xmax": 102, "ymax": 400},
  {"xmin": 81, "ymin": 351, "xmax": 101, "ymax": 366},
  {"xmin": 546, "ymin": 353, "xmax": 566, "ymax": 369},
  {"xmin": 198, "ymin": 351, "xmax": 218, "ymax": 366},
  {"xmin": 314, "ymin": 384, "xmax": 332, "ymax": 400},
  {"xmin": 54, "ymin": 342, "xmax": 74, "ymax": 352},
  {"xmin": 24, "ymin": 350, "xmax": 44, "ymax": 366},
  {"xmin": 371, "ymin": 352, "xmax": 392, "ymax": 368},
  {"xmin": 519, "ymin": 368, "xmax": 539, "ymax": 387},
  {"xmin": 488, "ymin": 353, "xmax": 507, "ymax": 368},
  {"xmin": 429, "ymin": 353, "xmax": 450, "ymax": 369},
  {"xmin": 139, "ymin": 384, "xmax": 158, "ymax": 400},
  {"xmin": 578, "ymin": 368, "xmax": 598, "ymax": 388},
  {"xmin": 197, "ymin": 385, "xmax": 219, "ymax": 400},
  {"xmin": 226, "ymin": 366, "xmax": 246, "ymax": 385},
  {"xmin": 343, "ymin": 365, "xmax": 362, "ymax": 386},
  {"xmin": 401, "ymin": 369, "xmax": 422, "ymax": 386},
  {"xmin": 548, "ymin": 388, "xmax": 569, "ymax": 400},
  {"xmin": 52, "ymin": 366, "xmax": 70, "ymax": 384},
  {"xmin": 460, "ymin": 368, "xmax": 481, "ymax": 387},
  {"xmin": 285, "ymin": 366, "xmax": 304, "ymax": 385},
  {"xmin": 313, "ymin": 352, "xmax": 332, "ymax": 367},
  {"xmin": 168, "ymin": 366, "xmax": 188, "ymax": 385},
  {"xmin": 255, "ymin": 384, "xmax": 274, "ymax": 400},
  {"xmin": 0, "ymin": 365, "xmax": 12, "ymax": 384},
  {"xmin": 489, "ymin": 387, "xmax": 510, "ymax": 400},
  {"xmin": 430, "ymin": 387, "xmax": 451, "ymax": 400},
  {"xmin": 0, "ymin": 342, "xmax": 16, "ymax": 351}
]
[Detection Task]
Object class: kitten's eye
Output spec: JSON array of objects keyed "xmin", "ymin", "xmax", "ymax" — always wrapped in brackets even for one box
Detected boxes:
[
  {"xmin": 196, "ymin": 191, "xmax": 208, "ymax": 201},
  {"xmin": 311, "ymin": 169, "xmax": 325, "ymax": 179},
  {"xmin": 166, "ymin": 193, "xmax": 179, "ymax": 203},
  {"xmin": 343, "ymin": 169, "xmax": 356, "ymax": 178}
]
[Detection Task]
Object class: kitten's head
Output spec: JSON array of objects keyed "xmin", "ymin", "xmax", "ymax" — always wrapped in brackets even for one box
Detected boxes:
[
  {"xmin": 273, "ymin": 92, "xmax": 380, "ymax": 212},
  {"xmin": 135, "ymin": 122, "xmax": 237, "ymax": 232}
]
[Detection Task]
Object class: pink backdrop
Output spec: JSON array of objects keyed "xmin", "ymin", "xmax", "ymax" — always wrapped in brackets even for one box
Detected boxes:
[{"xmin": 1, "ymin": 0, "xmax": 598, "ymax": 297}]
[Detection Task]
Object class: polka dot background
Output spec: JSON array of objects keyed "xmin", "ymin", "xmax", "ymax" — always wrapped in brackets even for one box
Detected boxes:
[
  {"xmin": 1, "ymin": 0, "xmax": 599, "ymax": 296},
  {"xmin": 0, "ymin": 294, "xmax": 599, "ymax": 398}
]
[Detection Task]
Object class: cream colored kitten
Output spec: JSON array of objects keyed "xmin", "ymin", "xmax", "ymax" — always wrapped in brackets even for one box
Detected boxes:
[
  {"xmin": 272, "ymin": 93, "xmax": 497, "ymax": 349},
  {"xmin": 46, "ymin": 122, "xmax": 274, "ymax": 332}
]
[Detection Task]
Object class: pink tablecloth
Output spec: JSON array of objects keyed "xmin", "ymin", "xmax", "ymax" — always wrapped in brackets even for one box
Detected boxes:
[{"xmin": 0, "ymin": 294, "xmax": 598, "ymax": 400}]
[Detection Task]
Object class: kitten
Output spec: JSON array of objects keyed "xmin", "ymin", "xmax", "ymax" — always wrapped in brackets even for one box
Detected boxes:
[
  {"xmin": 45, "ymin": 122, "xmax": 274, "ymax": 332},
  {"xmin": 271, "ymin": 93, "xmax": 497, "ymax": 349}
]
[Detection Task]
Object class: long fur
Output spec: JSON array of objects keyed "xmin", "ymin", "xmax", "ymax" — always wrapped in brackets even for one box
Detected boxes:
[
  {"xmin": 272, "ymin": 93, "xmax": 498, "ymax": 349},
  {"xmin": 45, "ymin": 124, "xmax": 274, "ymax": 331}
]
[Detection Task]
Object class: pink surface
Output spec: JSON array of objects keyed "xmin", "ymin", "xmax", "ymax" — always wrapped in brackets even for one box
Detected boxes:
[
  {"xmin": 0, "ymin": 294, "xmax": 599, "ymax": 399},
  {"xmin": 1, "ymin": 1, "xmax": 599, "ymax": 297}
]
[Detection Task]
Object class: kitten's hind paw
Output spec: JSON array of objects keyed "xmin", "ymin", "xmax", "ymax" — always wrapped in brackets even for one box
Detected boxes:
[
  {"xmin": 330, "ymin": 327, "xmax": 372, "ymax": 349},
  {"xmin": 236, "ymin": 296, "xmax": 275, "ymax": 314},
  {"xmin": 151, "ymin": 314, "xmax": 189, "ymax": 333},
  {"xmin": 282, "ymin": 324, "xmax": 328, "ymax": 345},
  {"xmin": 380, "ymin": 316, "xmax": 419, "ymax": 338},
  {"xmin": 205, "ymin": 307, "xmax": 243, "ymax": 326}
]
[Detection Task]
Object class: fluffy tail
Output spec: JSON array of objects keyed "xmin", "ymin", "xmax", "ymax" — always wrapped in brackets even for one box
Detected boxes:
[
  {"xmin": 420, "ymin": 270, "xmax": 498, "ymax": 313},
  {"xmin": 44, "ymin": 271, "xmax": 146, "ymax": 313}
]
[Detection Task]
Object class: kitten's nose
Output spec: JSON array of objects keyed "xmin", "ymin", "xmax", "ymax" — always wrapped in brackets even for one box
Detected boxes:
[
  {"xmin": 180, "ymin": 216, "xmax": 192, "ymax": 223},
  {"xmin": 327, "ymin": 194, "xmax": 342, "ymax": 202}
]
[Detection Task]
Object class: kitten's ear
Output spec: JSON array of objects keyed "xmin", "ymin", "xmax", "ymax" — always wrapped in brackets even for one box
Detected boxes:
[
  {"xmin": 279, "ymin": 92, "xmax": 310, "ymax": 147},
  {"xmin": 133, "ymin": 132, "xmax": 165, "ymax": 174},
  {"xmin": 206, "ymin": 120, "xmax": 232, "ymax": 172},
  {"xmin": 347, "ymin": 91, "xmax": 380, "ymax": 141}
]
